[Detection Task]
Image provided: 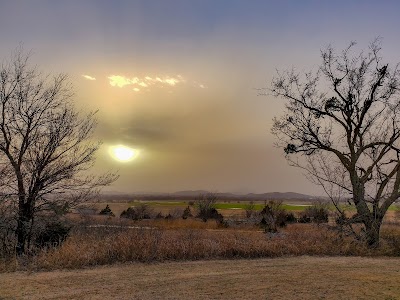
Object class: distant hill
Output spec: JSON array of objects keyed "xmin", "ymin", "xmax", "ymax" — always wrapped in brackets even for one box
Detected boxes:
[
  {"xmin": 244, "ymin": 192, "xmax": 318, "ymax": 200},
  {"xmin": 172, "ymin": 190, "xmax": 210, "ymax": 197},
  {"xmin": 99, "ymin": 190, "xmax": 321, "ymax": 202},
  {"xmin": 170, "ymin": 191, "xmax": 318, "ymax": 200}
]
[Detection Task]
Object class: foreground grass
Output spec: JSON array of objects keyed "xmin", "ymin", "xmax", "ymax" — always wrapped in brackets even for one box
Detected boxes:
[
  {"xmin": 1, "ymin": 256, "xmax": 400, "ymax": 299},
  {"xmin": 2, "ymin": 222, "xmax": 400, "ymax": 272}
]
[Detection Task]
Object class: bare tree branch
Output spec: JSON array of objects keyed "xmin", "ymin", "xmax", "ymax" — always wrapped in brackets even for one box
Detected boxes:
[
  {"xmin": 270, "ymin": 39, "xmax": 400, "ymax": 247},
  {"xmin": 0, "ymin": 47, "xmax": 118, "ymax": 254}
]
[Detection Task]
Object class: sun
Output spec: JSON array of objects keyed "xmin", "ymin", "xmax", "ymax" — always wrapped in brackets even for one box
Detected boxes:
[{"xmin": 109, "ymin": 145, "xmax": 137, "ymax": 162}]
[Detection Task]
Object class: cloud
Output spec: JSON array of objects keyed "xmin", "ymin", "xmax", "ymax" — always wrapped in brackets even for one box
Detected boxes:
[
  {"xmin": 107, "ymin": 74, "xmax": 204, "ymax": 91},
  {"xmin": 82, "ymin": 74, "xmax": 96, "ymax": 81},
  {"xmin": 108, "ymin": 75, "xmax": 136, "ymax": 87},
  {"xmin": 164, "ymin": 78, "xmax": 179, "ymax": 86}
]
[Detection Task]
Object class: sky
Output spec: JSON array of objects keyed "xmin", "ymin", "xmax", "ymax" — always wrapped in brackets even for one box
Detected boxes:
[{"xmin": 1, "ymin": 0, "xmax": 400, "ymax": 195}]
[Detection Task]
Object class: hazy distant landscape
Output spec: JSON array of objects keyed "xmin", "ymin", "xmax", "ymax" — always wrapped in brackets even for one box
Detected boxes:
[
  {"xmin": 99, "ymin": 190, "xmax": 321, "ymax": 201},
  {"xmin": 2, "ymin": 1, "xmax": 400, "ymax": 299}
]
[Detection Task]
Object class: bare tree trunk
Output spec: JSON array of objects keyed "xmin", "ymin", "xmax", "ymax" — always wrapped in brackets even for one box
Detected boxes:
[
  {"xmin": 15, "ymin": 209, "xmax": 27, "ymax": 255},
  {"xmin": 15, "ymin": 200, "xmax": 33, "ymax": 255},
  {"xmin": 352, "ymin": 181, "xmax": 383, "ymax": 248},
  {"xmin": 365, "ymin": 218, "xmax": 383, "ymax": 248},
  {"xmin": 27, "ymin": 215, "xmax": 35, "ymax": 251}
]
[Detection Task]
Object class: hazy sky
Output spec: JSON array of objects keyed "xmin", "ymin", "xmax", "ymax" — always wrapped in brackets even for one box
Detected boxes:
[{"xmin": 1, "ymin": 0, "xmax": 400, "ymax": 194}]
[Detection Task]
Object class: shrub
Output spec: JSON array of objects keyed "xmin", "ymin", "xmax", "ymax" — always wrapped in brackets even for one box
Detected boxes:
[
  {"xmin": 99, "ymin": 204, "xmax": 115, "ymax": 217},
  {"xmin": 120, "ymin": 204, "xmax": 153, "ymax": 220},
  {"xmin": 196, "ymin": 193, "xmax": 220, "ymax": 222},
  {"xmin": 155, "ymin": 212, "xmax": 164, "ymax": 219},
  {"xmin": 198, "ymin": 207, "xmax": 224, "ymax": 224},
  {"xmin": 120, "ymin": 207, "xmax": 135, "ymax": 219},
  {"xmin": 298, "ymin": 214, "xmax": 311, "ymax": 223},
  {"xmin": 299, "ymin": 203, "xmax": 329, "ymax": 223},
  {"xmin": 164, "ymin": 214, "xmax": 173, "ymax": 220},
  {"xmin": 244, "ymin": 202, "xmax": 256, "ymax": 218},
  {"xmin": 35, "ymin": 221, "xmax": 71, "ymax": 249},
  {"xmin": 182, "ymin": 206, "xmax": 192, "ymax": 219},
  {"xmin": 285, "ymin": 212, "xmax": 297, "ymax": 223},
  {"xmin": 259, "ymin": 201, "xmax": 288, "ymax": 232}
]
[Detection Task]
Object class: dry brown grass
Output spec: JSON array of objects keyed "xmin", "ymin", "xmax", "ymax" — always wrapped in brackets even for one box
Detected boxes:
[
  {"xmin": 1, "ymin": 256, "xmax": 400, "ymax": 299},
  {"xmin": 0, "ymin": 224, "xmax": 379, "ymax": 272},
  {"xmin": 1, "ymin": 218, "xmax": 400, "ymax": 273},
  {"xmin": 139, "ymin": 218, "xmax": 221, "ymax": 230}
]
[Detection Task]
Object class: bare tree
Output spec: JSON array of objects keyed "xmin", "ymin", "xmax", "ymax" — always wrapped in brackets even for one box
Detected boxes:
[
  {"xmin": 0, "ymin": 48, "xmax": 117, "ymax": 255},
  {"xmin": 270, "ymin": 39, "xmax": 400, "ymax": 247},
  {"xmin": 196, "ymin": 192, "xmax": 220, "ymax": 222}
]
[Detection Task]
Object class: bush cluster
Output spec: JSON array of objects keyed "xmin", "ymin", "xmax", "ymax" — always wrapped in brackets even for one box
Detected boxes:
[
  {"xmin": 120, "ymin": 204, "xmax": 152, "ymax": 220},
  {"xmin": 259, "ymin": 201, "xmax": 329, "ymax": 232},
  {"xmin": 298, "ymin": 204, "xmax": 329, "ymax": 223},
  {"xmin": 35, "ymin": 221, "xmax": 71, "ymax": 249},
  {"xmin": 259, "ymin": 201, "xmax": 296, "ymax": 232},
  {"xmin": 99, "ymin": 204, "xmax": 115, "ymax": 217},
  {"xmin": 182, "ymin": 206, "xmax": 193, "ymax": 219},
  {"xmin": 195, "ymin": 193, "xmax": 225, "ymax": 225}
]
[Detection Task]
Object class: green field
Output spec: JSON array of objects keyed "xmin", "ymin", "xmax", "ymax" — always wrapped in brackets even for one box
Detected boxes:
[
  {"xmin": 129, "ymin": 201, "xmax": 188, "ymax": 207},
  {"xmin": 127, "ymin": 200, "xmax": 400, "ymax": 213},
  {"xmin": 213, "ymin": 203, "xmax": 311, "ymax": 211}
]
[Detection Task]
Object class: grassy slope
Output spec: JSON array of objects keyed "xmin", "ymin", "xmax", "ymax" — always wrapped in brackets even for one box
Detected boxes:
[{"xmin": 1, "ymin": 256, "xmax": 399, "ymax": 299}]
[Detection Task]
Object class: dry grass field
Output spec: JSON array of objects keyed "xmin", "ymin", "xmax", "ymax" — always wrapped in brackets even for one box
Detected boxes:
[
  {"xmin": 1, "ymin": 256, "xmax": 400, "ymax": 299},
  {"xmin": 90, "ymin": 200, "xmax": 400, "ymax": 222},
  {"xmin": 1, "ymin": 200, "xmax": 400, "ymax": 299},
  {"xmin": 2, "ymin": 216, "xmax": 400, "ymax": 272}
]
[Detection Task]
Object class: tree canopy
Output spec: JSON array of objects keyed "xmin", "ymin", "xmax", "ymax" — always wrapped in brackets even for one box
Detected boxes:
[
  {"xmin": 271, "ymin": 39, "xmax": 400, "ymax": 247},
  {"xmin": 0, "ymin": 48, "xmax": 117, "ymax": 254}
]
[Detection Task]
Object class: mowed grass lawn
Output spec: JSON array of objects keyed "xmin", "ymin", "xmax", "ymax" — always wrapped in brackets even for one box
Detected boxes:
[{"xmin": 1, "ymin": 256, "xmax": 400, "ymax": 300}]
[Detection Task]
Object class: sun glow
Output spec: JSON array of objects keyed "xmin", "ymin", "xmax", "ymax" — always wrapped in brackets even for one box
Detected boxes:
[{"xmin": 109, "ymin": 145, "xmax": 137, "ymax": 162}]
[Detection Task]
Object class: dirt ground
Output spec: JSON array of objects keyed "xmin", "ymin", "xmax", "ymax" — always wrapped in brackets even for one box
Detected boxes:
[{"xmin": 1, "ymin": 256, "xmax": 400, "ymax": 299}]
